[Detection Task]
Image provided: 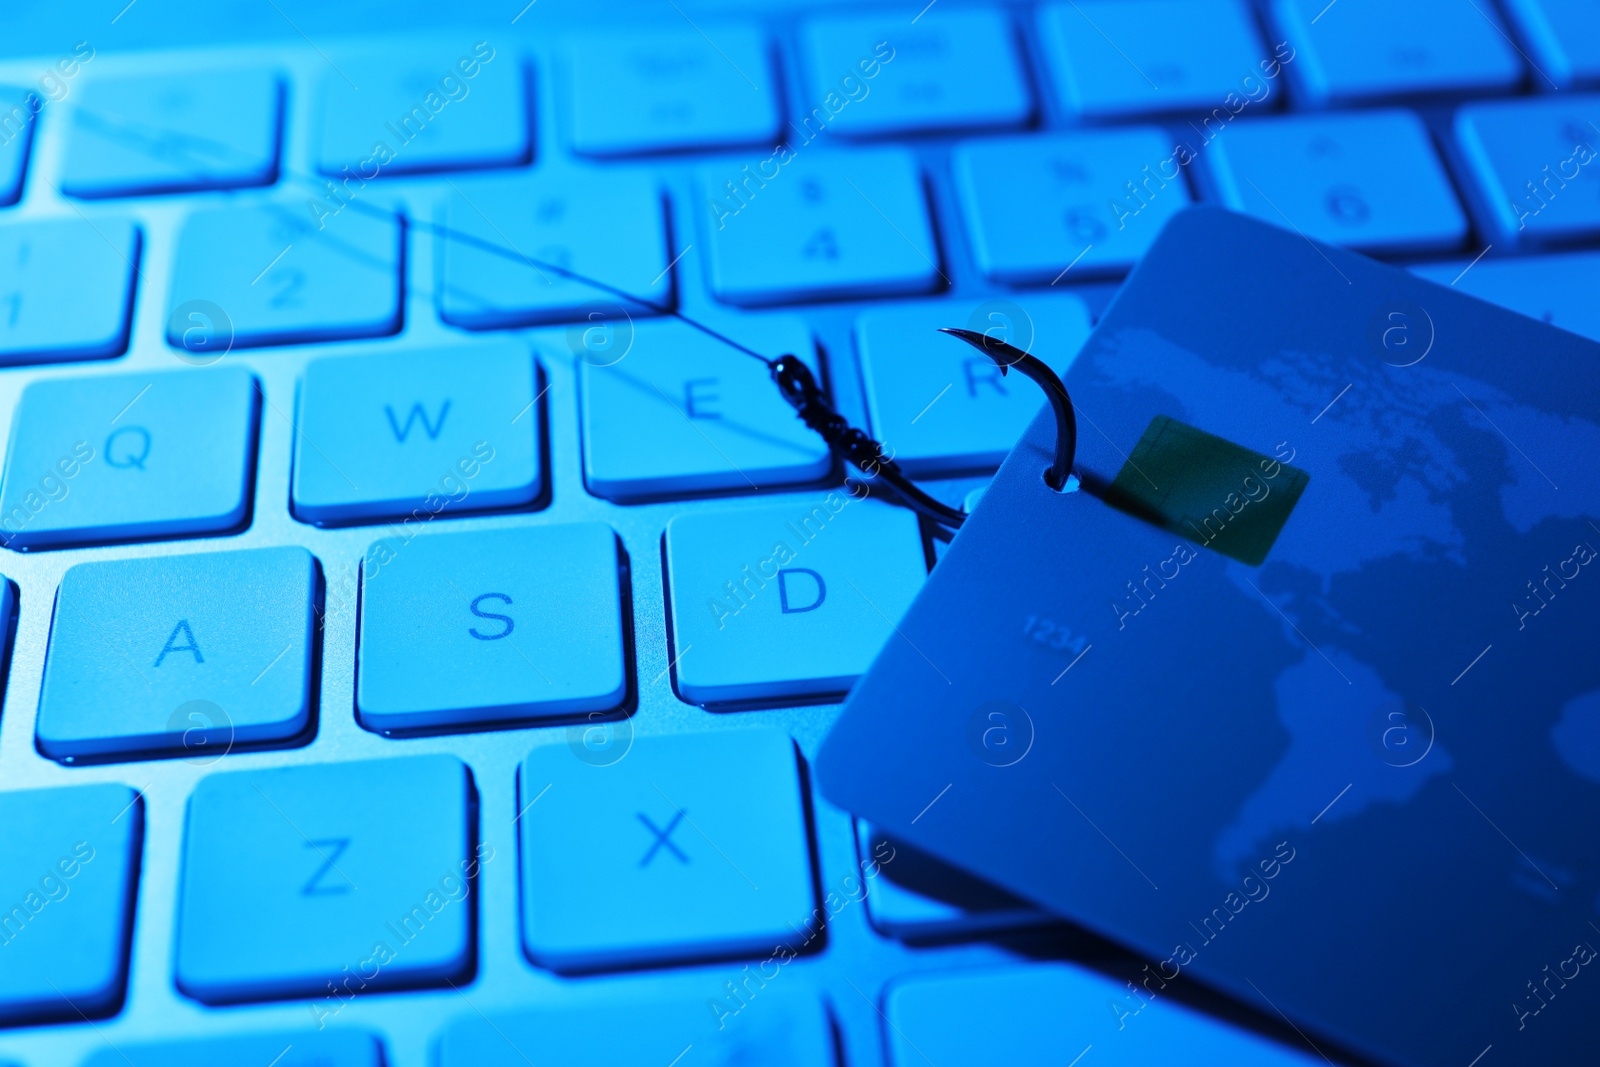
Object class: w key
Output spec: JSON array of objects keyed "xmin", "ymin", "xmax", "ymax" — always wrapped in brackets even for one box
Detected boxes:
[{"xmin": 292, "ymin": 342, "xmax": 541, "ymax": 525}]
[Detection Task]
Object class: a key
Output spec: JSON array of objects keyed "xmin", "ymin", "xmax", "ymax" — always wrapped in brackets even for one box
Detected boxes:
[
  {"xmin": 1208, "ymin": 109, "xmax": 1467, "ymax": 254},
  {"xmin": 1412, "ymin": 252, "xmax": 1600, "ymax": 343},
  {"xmin": 176, "ymin": 755, "xmax": 476, "ymax": 1005},
  {"xmin": 358, "ymin": 523, "xmax": 626, "ymax": 732},
  {"xmin": 0, "ymin": 218, "xmax": 138, "ymax": 365},
  {"xmin": 1454, "ymin": 94, "xmax": 1600, "ymax": 246},
  {"xmin": 168, "ymin": 203, "xmax": 401, "ymax": 348},
  {"xmin": 1039, "ymin": 0, "xmax": 1277, "ymax": 120},
  {"xmin": 292, "ymin": 342, "xmax": 541, "ymax": 525},
  {"xmin": 519, "ymin": 728, "xmax": 815, "ymax": 972},
  {"xmin": 61, "ymin": 70, "xmax": 281, "ymax": 198},
  {"xmin": 36, "ymin": 547, "xmax": 316, "ymax": 762},
  {"xmin": 561, "ymin": 25, "xmax": 778, "ymax": 156},
  {"xmin": 857, "ymin": 294, "xmax": 1091, "ymax": 475},
  {"xmin": 799, "ymin": 10, "xmax": 1030, "ymax": 137},
  {"xmin": 0, "ymin": 366, "xmax": 256, "ymax": 550},
  {"xmin": 81, "ymin": 1032, "xmax": 384, "ymax": 1067},
  {"xmin": 437, "ymin": 171, "xmax": 669, "ymax": 329},
  {"xmin": 0, "ymin": 784, "xmax": 141, "ymax": 1026},
  {"xmin": 576, "ymin": 315, "xmax": 830, "ymax": 501},
  {"xmin": 1272, "ymin": 0, "xmax": 1522, "ymax": 105},
  {"xmin": 855, "ymin": 821, "xmax": 1051, "ymax": 941},
  {"xmin": 437, "ymin": 994, "xmax": 834, "ymax": 1065},
  {"xmin": 0, "ymin": 85, "xmax": 37, "ymax": 206},
  {"xmin": 316, "ymin": 44, "xmax": 528, "ymax": 176},
  {"xmin": 698, "ymin": 147, "xmax": 941, "ymax": 305},
  {"xmin": 1502, "ymin": 0, "xmax": 1600, "ymax": 88},
  {"xmin": 664, "ymin": 497, "xmax": 925, "ymax": 704},
  {"xmin": 954, "ymin": 128, "xmax": 1193, "ymax": 283},
  {"xmin": 885, "ymin": 963, "xmax": 1326, "ymax": 1065}
]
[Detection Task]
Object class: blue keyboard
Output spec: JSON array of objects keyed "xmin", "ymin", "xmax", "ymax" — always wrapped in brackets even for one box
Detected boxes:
[{"xmin": 0, "ymin": 1, "xmax": 1596, "ymax": 1064}]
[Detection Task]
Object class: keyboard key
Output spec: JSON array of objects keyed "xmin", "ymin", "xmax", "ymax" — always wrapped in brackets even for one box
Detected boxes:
[
  {"xmin": 437, "ymin": 171, "xmax": 669, "ymax": 329},
  {"xmin": 1454, "ymin": 95, "xmax": 1600, "ymax": 245},
  {"xmin": 519, "ymin": 729, "xmax": 814, "ymax": 972},
  {"xmin": 0, "ymin": 784, "xmax": 141, "ymax": 1026},
  {"xmin": 176, "ymin": 755, "xmax": 474, "ymax": 1004},
  {"xmin": 62, "ymin": 69, "xmax": 280, "ymax": 198},
  {"xmin": 317, "ymin": 44, "xmax": 529, "ymax": 176},
  {"xmin": 954, "ymin": 128, "xmax": 1193, "ymax": 283},
  {"xmin": 856, "ymin": 821, "xmax": 1051, "ymax": 941},
  {"xmin": 1503, "ymin": 0, "xmax": 1600, "ymax": 87},
  {"xmin": 0, "ymin": 218, "xmax": 138, "ymax": 365},
  {"xmin": 293, "ymin": 342, "xmax": 540, "ymax": 525},
  {"xmin": 1209, "ymin": 109, "xmax": 1467, "ymax": 254},
  {"xmin": 36, "ymin": 547, "xmax": 316, "ymax": 762},
  {"xmin": 358, "ymin": 524, "xmax": 625, "ymax": 732},
  {"xmin": 800, "ymin": 11, "xmax": 1030, "ymax": 136},
  {"xmin": 1412, "ymin": 252, "xmax": 1600, "ymax": 343},
  {"xmin": 577, "ymin": 315, "xmax": 830, "ymax": 501},
  {"xmin": 168, "ymin": 203, "xmax": 401, "ymax": 348},
  {"xmin": 561, "ymin": 25, "xmax": 778, "ymax": 156},
  {"xmin": 1272, "ymin": 0, "xmax": 1523, "ymax": 105},
  {"xmin": 885, "ymin": 964, "xmax": 1325, "ymax": 1065},
  {"xmin": 698, "ymin": 148, "xmax": 941, "ymax": 305},
  {"xmin": 82, "ymin": 1032, "xmax": 383, "ymax": 1067},
  {"xmin": 0, "ymin": 366, "xmax": 256, "ymax": 550},
  {"xmin": 664, "ymin": 498, "xmax": 925, "ymax": 704},
  {"xmin": 858, "ymin": 295, "xmax": 1091, "ymax": 475},
  {"xmin": 0, "ymin": 85, "xmax": 38, "ymax": 206},
  {"xmin": 438, "ymin": 994, "xmax": 833, "ymax": 1066},
  {"xmin": 1039, "ymin": 0, "xmax": 1276, "ymax": 120}
]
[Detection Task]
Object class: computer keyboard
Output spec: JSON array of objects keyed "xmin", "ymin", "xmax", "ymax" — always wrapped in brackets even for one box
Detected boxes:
[{"xmin": 0, "ymin": 0, "xmax": 1597, "ymax": 1064}]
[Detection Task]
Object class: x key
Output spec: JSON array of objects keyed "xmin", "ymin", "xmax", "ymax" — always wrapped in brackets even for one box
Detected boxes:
[{"xmin": 637, "ymin": 810, "xmax": 690, "ymax": 867}]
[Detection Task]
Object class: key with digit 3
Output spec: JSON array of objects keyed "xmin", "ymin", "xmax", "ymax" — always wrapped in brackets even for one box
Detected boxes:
[{"xmin": 817, "ymin": 207, "xmax": 1600, "ymax": 1067}]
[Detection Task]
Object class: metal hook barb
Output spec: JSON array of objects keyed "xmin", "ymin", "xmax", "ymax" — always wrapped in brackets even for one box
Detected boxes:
[{"xmin": 937, "ymin": 328, "xmax": 1078, "ymax": 490}]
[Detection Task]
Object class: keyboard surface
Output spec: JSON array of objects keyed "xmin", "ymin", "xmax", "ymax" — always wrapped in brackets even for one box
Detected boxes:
[{"xmin": 0, "ymin": 1, "xmax": 1597, "ymax": 1064}]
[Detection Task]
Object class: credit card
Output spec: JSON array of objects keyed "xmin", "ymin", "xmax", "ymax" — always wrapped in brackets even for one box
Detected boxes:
[{"xmin": 818, "ymin": 207, "xmax": 1600, "ymax": 1067}]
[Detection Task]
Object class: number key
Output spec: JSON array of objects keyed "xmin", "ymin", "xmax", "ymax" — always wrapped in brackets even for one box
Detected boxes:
[
  {"xmin": 168, "ymin": 202, "xmax": 401, "ymax": 349},
  {"xmin": 954, "ymin": 128, "xmax": 1194, "ymax": 282},
  {"xmin": 437, "ymin": 171, "xmax": 669, "ymax": 328},
  {"xmin": 0, "ymin": 218, "xmax": 139, "ymax": 365},
  {"xmin": 1454, "ymin": 94, "xmax": 1600, "ymax": 245},
  {"xmin": 698, "ymin": 148, "xmax": 941, "ymax": 305},
  {"xmin": 1208, "ymin": 109, "xmax": 1466, "ymax": 253}
]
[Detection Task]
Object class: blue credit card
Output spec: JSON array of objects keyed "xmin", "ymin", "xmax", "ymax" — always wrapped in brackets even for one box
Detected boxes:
[{"xmin": 817, "ymin": 207, "xmax": 1600, "ymax": 1067}]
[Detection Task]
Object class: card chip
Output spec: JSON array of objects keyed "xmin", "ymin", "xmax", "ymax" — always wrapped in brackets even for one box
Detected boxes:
[{"xmin": 1109, "ymin": 415, "xmax": 1309, "ymax": 566}]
